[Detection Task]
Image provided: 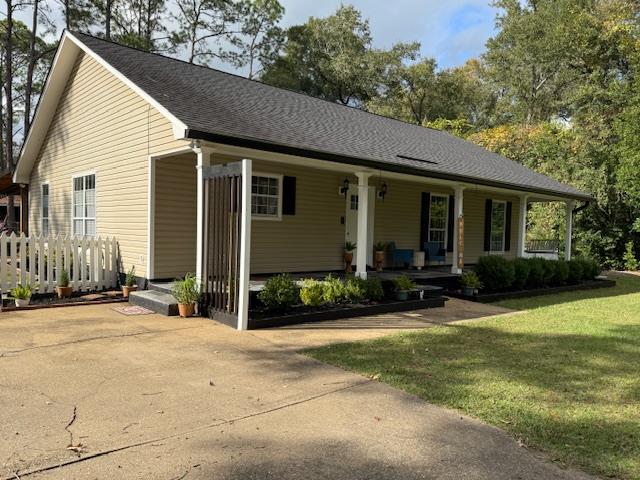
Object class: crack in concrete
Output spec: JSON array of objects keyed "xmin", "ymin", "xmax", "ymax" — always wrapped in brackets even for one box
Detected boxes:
[
  {"xmin": 64, "ymin": 406, "xmax": 77, "ymax": 449},
  {"xmin": 0, "ymin": 326, "xmax": 201, "ymax": 358},
  {"xmin": 3, "ymin": 379, "xmax": 371, "ymax": 479}
]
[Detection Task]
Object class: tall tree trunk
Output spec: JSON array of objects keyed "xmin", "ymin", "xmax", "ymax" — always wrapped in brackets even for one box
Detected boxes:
[
  {"xmin": 3, "ymin": 0, "xmax": 15, "ymax": 229},
  {"xmin": 24, "ymin": 0, "xmax": 40, "ymax": 135},
  {"xmin": 64, "ymin": 0, "xmax": 71, "ymax": 29},
  {"xmin": 105, "ymin": 0, "xmax": 113, "ymax": 40}
]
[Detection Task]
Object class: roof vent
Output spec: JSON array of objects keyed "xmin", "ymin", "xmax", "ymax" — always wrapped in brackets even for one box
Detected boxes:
[{"xmin": 396, "ymin": 154, "xmax": 437, "ymax": 165}]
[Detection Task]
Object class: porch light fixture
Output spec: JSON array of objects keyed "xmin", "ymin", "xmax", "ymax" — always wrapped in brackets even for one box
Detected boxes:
[
  {"xmin": 377, "ymin": 182, "xmax": 388, "ymax": 201},
  {"xmin": 339, "ymin": 178, "xmax": 350, "ymax": 197}
]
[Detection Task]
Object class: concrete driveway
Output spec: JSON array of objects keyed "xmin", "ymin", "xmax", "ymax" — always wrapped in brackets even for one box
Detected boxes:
[{"xmin": 0, "ymin": 303, "xmax": 594, "ymax": 480}]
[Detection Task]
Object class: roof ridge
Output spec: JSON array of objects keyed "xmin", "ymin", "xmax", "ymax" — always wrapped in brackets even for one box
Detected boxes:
[{"xmin": 69, "ymin": 31, "xmax": 449, "ymax": 135}]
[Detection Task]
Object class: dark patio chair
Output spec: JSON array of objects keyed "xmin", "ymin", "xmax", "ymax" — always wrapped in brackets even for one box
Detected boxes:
[
  {"xmin": 386, "ymin": 241, "xmax": 414, "ymax": 269},
  {"xmin": 424, "ymin": 241, "xmax": 446, "ymax": 265}
]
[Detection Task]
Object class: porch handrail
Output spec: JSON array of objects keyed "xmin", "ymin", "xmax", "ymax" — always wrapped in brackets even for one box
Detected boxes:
[{"xmin": 526, "ymin": 239, "xmax": 560, "ymax": 252}]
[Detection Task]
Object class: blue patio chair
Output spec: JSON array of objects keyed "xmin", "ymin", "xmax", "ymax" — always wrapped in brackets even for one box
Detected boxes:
[
  {"xmin": 424, "ymin": 241, "xmax": 446, "ymax": 265},
  {"xmin": 387, "ymin": 241, "xmax": 414, "ymax": 269}
]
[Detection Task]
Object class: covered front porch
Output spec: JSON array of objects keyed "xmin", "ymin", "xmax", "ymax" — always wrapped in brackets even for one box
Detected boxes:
[{"xmin": 147, "ymin": 142, "xmax": 580, "ymax": 329}]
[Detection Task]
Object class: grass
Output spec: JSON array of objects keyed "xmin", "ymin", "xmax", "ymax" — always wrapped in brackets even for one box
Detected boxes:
[{"xmin": 306, "ymin": 273, "xmax": 640, "ymax": 479}]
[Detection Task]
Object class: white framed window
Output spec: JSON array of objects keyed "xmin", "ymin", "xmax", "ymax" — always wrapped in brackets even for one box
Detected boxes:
[
  {"xmin": 251, "ymin": 174, "xmax": 282, "ymax": 219},
  {"xmin": 41, "ymin": 183, "xmax": 50, "ymax": 236},
  {"xmin": 72, "ymin": 173, "xmax": 96, "ymax": 236},
  {"xmin": 490, "ymin": 200, "xmax": 506, "ymax": 252},
  {"xmin": 429, "ymin": 194, "xmax": 448, "ymax": 247}
]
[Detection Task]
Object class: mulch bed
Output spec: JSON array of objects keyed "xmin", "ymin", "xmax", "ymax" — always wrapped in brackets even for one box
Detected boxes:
[
  {"xmin": 1, "ymin": 290, "xmax": 128, "ymax": 312},
  {"xmin": 246, "ymin": 296, "xmax": 447, "ymax": 329},
  {"xmin": 447, "ymin": 278, "xmax": 617, "ymax": 303}
]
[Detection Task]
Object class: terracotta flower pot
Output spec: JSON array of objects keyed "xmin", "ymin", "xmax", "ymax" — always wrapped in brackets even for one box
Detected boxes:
[
  {"xmin": 374, "ymin": 250, "xmax": 385, "ymax": 271},
  {"xmin": 122, "ymin": 285, "xmax": 138, "ymax": 298},
  {"xmin": 344, "ymin": 251, "xmax": 354, "ymax": 272},
  {"xmin": 56, "ymin": 286, "xmax": 73, "ymax": 299},
  {"xmin": 178, "ymin": 303, "xmax": 195, "ymax": 318}
]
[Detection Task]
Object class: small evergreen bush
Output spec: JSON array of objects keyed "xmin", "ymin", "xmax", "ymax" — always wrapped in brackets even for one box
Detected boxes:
[
  {"xmin": 322, "ymin": 275, "xmax": 348, "ymax": 304},
  {"xmin": 526, "ymin": 258, "xmax": 546, "ymax": 288},
  {"xmin": 475, "ymin": 256, "xmax": 515, "ymax": 291},
  {"xmin": 299, "ymin": 279, "xmax": 324, "ymax": 306},
  {"xmin": 623, "ymin": 241, "xmax": 639, "ymax": 271},
  {"xmin": 512, "ymin": 258, "xmax": 530, "ymax": 290},
  {"xmin": 344, "ymin": 277, "xmax": 366, "ymax": 303},
  {"xmin": 567, "ymin": 259, "xmax": 584, "ymax": 284},
  {"xmin": 363, "ymin": 277, "xmax": 384, "ymax": 301},
  {"xmin": 258, "ymin": 273, "xmax": 298, "ymax": 311},
  {"xmin": 392, "ymin": 275, "xmax": 417, "ymax": 291},
  {"xmin": 551, "ymin": 260, "xmax": 569, "ymax": 285},
  {"xmin": 576, "ymin": 257, "xmax": 600, "ymax": 280}
]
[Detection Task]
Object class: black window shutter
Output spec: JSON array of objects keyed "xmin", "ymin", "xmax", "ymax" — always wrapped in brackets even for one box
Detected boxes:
[
  {"xmin": 282, "ymin": 176, "xmax": 296, "ymax": 215},
  {"xmin": 504, "ymin": 201, "xmax": 513, "ymax": 251},
  {"xmin": 484, "ymin": 199, "xmax": 493, "ymax": 252},
  {"xmin": 446, "ymin": 195, "xmax": 455, "ymax": 252},
  {"xmin": 420, "ymin": 192, "xmax": 430, "ymax": 249}
]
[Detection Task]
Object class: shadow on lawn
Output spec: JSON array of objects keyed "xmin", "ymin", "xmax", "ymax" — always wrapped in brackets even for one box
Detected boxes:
[
  {"xmin": 306, "ymin": 322, "xmax": 640, "ymax": 479},
  {"xmin": 494, "ymin": 271, "xmax": 640, "ymax": 310}
]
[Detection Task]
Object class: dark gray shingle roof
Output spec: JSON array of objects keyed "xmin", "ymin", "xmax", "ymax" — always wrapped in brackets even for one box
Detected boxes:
[{"xmin": 74, "ymin": 32, "xmax": 590, "ymax": 200}]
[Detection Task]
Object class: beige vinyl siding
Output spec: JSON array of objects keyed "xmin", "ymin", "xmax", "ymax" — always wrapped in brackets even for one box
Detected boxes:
[
  {"xmin": 153, "ymin": 153, "xmax": 197, "ymax": 278},
  {"xmin": 28, "ymin": 51, "xmax": 189, "ymax": 277}
]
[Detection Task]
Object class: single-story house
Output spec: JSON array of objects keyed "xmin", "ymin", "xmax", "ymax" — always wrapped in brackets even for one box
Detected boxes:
[{"xmin": 13, "ymin": 31, "xmax": 591, "ymax": 329}]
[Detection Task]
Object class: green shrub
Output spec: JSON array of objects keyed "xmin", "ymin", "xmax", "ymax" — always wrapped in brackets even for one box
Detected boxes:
[
  {"xmin": 540, "ymin": 259, "xmax": 556, "ymax": 286},
  {"xmin": 475, "ymin": 256, "xmax": 515, "ymax": 292},
  {"xmin": 258, "ymin": 273, "xmax": 298, "ymax": 311},
  {"xmin": 460, "ymin": 271, "xmax": 483, "ymax": 289},
  {"xmin": 10, "ymin": 283, "xmax": 36, "ymax": 300},
  {"xmin": 299, "ymin": 279, "xmax": 324, "ymax": 306},
  {"xmin": 392, "ymin": 275, "xmax": 417, "ymax": 291},
  {"xmin": 623, "ymin": 241, "xmax": 639, "ymax": 271},
  {"xmin": 363, "ymin": 277, "xmax": 384, "ymax": 301},
  {"xmin": 552, "ymin": 260, "xmax": 569, "ymax": 285},
  {"xmin": 124, "ymin": 265, "xmax": 136, "ymax": 287},
  {"xmin": 512, "ymin": 258, "xmax": 530, "ymax": 290},
  {"xmin": 526, "ymin": 258, "xmax": 546, "ymax": 288},
  {"xmin": 576, "ymin": 257, "xmax": 600, "ymax": 280},
  {"xmin": 322, "ymin": 275, "xmax": 348, "ymax": 304},
  {"xmin": 344, "ymin": 277, "xmax": 366, "ymax": 303},
  {"xmin": 172, "ymin": 272, "xmax": 202, "ymax": 304},
  {"xmin": 567, "ymin": 259, "xmax": 584, "ymax": 284}
]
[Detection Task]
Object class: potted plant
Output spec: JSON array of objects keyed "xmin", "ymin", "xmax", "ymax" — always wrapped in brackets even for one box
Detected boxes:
[
  {"xmin": 172, "ymin": 272, "xmax": 202, "ymax": 317},
  {"xmin": 374, "ymin": 241, "xmax": 386, "ymax": 271},
  {"xmin": 344, "ymin": 241, "xmax": 356, "ymax": 273},
  {"xmin": 392, "ymin": 275, "xmax": 416, "ymax": 301},
  {"xmin": 10, "ymin": 283, "xmax": 37, "ymax": 307},
  {"xmin": 122, "ymin": 266, "xmax": 137, "ymax": 298},
  {"xmin": 460, "ymin": 272, "xmax": 482, "ymax": 297},
  {"xmin": 55, "ymin": 269, "xmax": 72, "ymax": 299}
]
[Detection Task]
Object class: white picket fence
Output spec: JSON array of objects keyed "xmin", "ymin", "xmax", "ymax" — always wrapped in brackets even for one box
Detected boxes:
[{"xmin": 0, "ymin": 233, "xmax": 119, "ymax": 294}]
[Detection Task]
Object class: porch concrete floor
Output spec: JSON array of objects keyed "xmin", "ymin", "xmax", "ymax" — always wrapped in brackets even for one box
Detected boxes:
[{"xmin": 0, "ymin": 301, "xmax": 592, "ymax": 480}]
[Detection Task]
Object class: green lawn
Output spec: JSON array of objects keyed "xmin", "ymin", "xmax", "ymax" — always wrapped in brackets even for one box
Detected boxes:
[{"xmin": 306, "ymin": 273, "xmax": 640, "ymax": 479}]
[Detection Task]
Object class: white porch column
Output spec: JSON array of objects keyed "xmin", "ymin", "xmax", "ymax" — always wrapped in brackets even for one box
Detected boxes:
[
  {"xmin": 356, "ymin": 172, "xmax": 372, "ymax": 279},
  {"xmin": 517, "ymin": 195, "xmax": 529, "ymax": 257},
  {"xmin": 237, "ymin": 159, "xmax": 253, "ymax": 331},
  {"xmin": 565, "ymin": 200, "xmax": 574, "ymax": 261},
  {"xmin": 451, "ymin": 186, "xmax": 465, "ymax": 274},
  {"xmin": 193, "ymin": 143, "xmax": 214, "ymax": 282}
]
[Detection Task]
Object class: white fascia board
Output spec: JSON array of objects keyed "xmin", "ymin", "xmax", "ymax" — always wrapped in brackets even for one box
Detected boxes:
[{"xmin": 13, "ymin": 31, "xmax": 188, "ymax": 185}]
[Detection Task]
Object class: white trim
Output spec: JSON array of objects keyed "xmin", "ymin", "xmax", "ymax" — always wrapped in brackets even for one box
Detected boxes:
[
  {"xmin": 13, "ymin": 31, "xmax": 188, "ymax": 185},
  {"xmin": 146, "ymin": 146, "xmax": 194, "ymax": 279},
  {"xmin": 517, "ymin": 195, "xmax": 529, "ymax": 257},
  {"xmin": 489, "ymin": 199, "xmax": 507, "ymax": 254},
  {"xmin": 355, "ymin": 172, "xmax": 372, "ymax": 279},
  {"xmin": 195, "ymin": 147, "xmax": 214, "ymax": 281},
  {"xmin": 250, "ymin": 172, "xmax": 283, "ymax": 221},
  {"xmin": 40, "ymin": 181, "xmax": 50, "ymax": 236},
  {"xmin": 427, "ymin": 193, "xmax": 449, "ymax": 249},
  {"xmin": 237, "ymin": 159, "xmax": 253, "ymax": 330},
  {"xmin": 565, "ymin": 200, "xmax": 574, "ymax": 261},
  {"xmin": 450, "ymin": 186, "xmax": 464, "ymax": 274},
  {"xmin": 71, "ymin": 171, "xmax": 97, "ymax": 237}
]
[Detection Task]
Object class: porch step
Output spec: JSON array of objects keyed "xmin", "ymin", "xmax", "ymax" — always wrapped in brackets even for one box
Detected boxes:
[
  {"xmin": 148, "ymin": 281, "xmax": 174, "ymax": 294},
  {"xmin": 129, "ymin": 290, "xmax": 178, "ymax": 316}
]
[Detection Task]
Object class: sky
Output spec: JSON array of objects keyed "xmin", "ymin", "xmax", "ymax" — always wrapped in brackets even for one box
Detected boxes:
[
  {"xmin": 14, "ymin": 0, "xmax": 500, "ymax": 72},
  {"xmin": 279, "ymin": 0, "xmax": 499, "ymax": 69}
]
